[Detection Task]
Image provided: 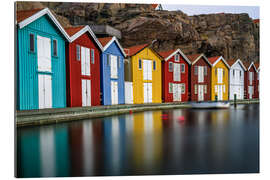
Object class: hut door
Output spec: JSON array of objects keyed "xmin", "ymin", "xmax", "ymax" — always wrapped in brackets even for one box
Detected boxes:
[
  {"xmin": 173, "ymin": 63, "xmax": 181, "ymax": 82},
  {"xmin": 38, "ymin": 74, "xmax": 52, "ymax": 109},
  {"xmin": 178, "ymin": 84, "xmax": 182, "ymax": 102},
  {"xmin": 143, "ymin": 60, "xmax": 152, "ymax": 80},
  {"xmin": 111, "ymin": 81, "xmax": 118, "ymax": 105},
  {"xmin": 37, "ymin": 35, "xmax": 51, "ymax": 72},
  {"xmin": 144, "ymin": 83, "xmax": 152, "ymax": 103},
  {"xmin": 110, "ymin": 55, "xmax": 118, "ymax": 79},
  {"xmin": 198, "ymin": 85, "xmax": 204, "ymax": 101},
  {"xmin": 248, "ymin": 86, "xmax": 253, "ymax": 99},
  {"xmin": 198, "ymin": 66, "xmax": 204, "ymax": 83},
  {"xmin": 125, "ymin": 82, "xmax": 133, "ymax": 104},
  {"xmin": 81, "ymin": 47, "xmax": 91, "ymax": 76},
  {"xmin": 173, "ymin": 84, "xmax": 181, "ymax": 101},
  {"xmin": 217, "ymin": 85, "xmax": 223, "ymax": 100},
  {"xmin": 82, "ymin": 79, "xmax": 91, "ymax": 106}
]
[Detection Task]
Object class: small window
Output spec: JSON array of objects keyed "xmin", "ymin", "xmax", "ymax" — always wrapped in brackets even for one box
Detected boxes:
[
  {"xmin": 181, "ymin": 64, "xmax": 185, "ymax": 73},
  {"xmin": 169, "ymin": 62, "xmax": 173, "ymax": 72},
  {"xmin": 223, "ymin": 68, "xmax": 225, "ymax": 76},
  {"xmin": 107, "ymin": 54, "xmax": 110, "ymax": 66},
  {"xmin": 91, "ymin": 49, "xmax": 95, "ymax": 64},
  {"xmin": 194, "ymin": 84, "xmax": 198, "ymax": 94},
  {"xmin": 240, "ymin": 71, "xmax": 242, "ymax": 77},
  {"xmin": 76, "ymin": 45, "xmax": 80, "ymax": 61},
  {"xmin": 215, "ymin": 68, "xmax": 217, "ymax": 75},
  {"xmin": 204, "ymin": 85, "xmax": 207, "ymax": 94},
  {"xmin": 233, "ymin": 69, "xmax": 235, "ymax": 77},
  {"xmin": 194, "ymin": 65, "xmax": 198, "ymax": 75},
  {"xmin": 175, "ymin": 54, "xmax": 180, "ymax": 62},
  {"xmin": 169, "ymin": 83, "xmax": 173, "ymax": 93},
  {"xmin": 204, "ymin": 66, "xmax": 207, "ymax": 75},
  {"xmin": 153, "ymin": 61, "xmax": 156, "ymax": 70},
  {"xmin": 29, "ymin": 33, "xmax": 35, "ymax": 52},
  {"xmin": 181, "ymin": 84, "xmax": 185, "ymax": 94},
  {"xmin": 53, "ymin": 39, "xmax": 58, "ymax": 56},
  {"xmin": 138, "ymin": 59, "xmax": 142, "ymax": 70}
]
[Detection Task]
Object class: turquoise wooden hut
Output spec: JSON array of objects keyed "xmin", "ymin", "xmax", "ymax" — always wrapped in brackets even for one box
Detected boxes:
[{"xmin": 16, "ymin": 8, "xmax": 70, "ymax": 110}]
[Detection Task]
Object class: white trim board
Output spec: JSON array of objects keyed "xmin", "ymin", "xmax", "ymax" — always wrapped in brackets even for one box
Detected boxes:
[
  {"xmin": 247, "ymin": 61, "xmax": 257, "ymax": 71},
  {"xmin": 191, "ymin": 53, "xmax": 212, "ymax": 66},
  {"xmin": 17, "ymin": 8, "xmax": 70, "ymax": 42},
  {"xmin": 69, "ymin": 25, "xmax": 103, "ymax": 51},
  {"xmin": 164, "ymin": 49, "xmax": 191, "ymax": 64},
  {"xmin": 211, "ymin": 56, "xmax": 230, "ymax": 69},
  {"xmin": 229, "ymin": 59, "xmax": 247, "ymax": 71},
  {"xmin": 101, "ymin": 36, "xmax": 126, "ymax": 57}
]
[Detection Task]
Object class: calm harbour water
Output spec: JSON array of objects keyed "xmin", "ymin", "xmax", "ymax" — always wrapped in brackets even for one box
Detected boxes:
[{"xmin": 16, "ymin": 104, "xmax": 259, "ymax": 177}]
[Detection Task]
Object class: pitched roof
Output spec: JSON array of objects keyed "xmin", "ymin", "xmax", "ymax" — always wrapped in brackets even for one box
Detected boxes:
[
  {"xmin": 226, "ymin": 59, "xmax": 237, "ymax": 67},
  {"xmin": 186, "ymin": 54, "xmax": 201, "ymax": 63},
  {"xmin": 151, "ymin": 4, "xmax": 158, "ymax": 9},
  {"xmin": 125, "ymin": 44, "xmax": 149, "ymax": 56},
  {"xmin": 254, "ymin": 62, "xmax": 260, "ymax": 69},
  {"xmin": 16, "ymin": 8, "xmax": 44, "ymax": 23},
  {"xmin": 208, "ymin": 56, "xmax": 220, "ymax": 65},
  {"xmin": 158, "ymin": 49, "xmax": 177, "ymax": 59},
  {"xmin": 158, "ymin": 49, "xmax": 191, "ymax": 64},
  {"xmin": 208, "ymin": 56, "xmax": 230, "ymax": 68},
  {"xmin": 16, "ymin": 8, "xmax": 70, "ymax": 41},
  {"xmin": 98, "ymin": 36, "xmax": 126, "ymax": 57},
  {"xmin": 242, "ymin": 61, "xmax": 251, "ymax": 70},
  {"xmin": 243, "ymin": 61, "xmax": 257, "ymax": 71},
  {"xmin": 64, "ymin": 25, "xmax": 103, "ymax": 50},
  {"xmin": 64, "ymin": 26, "xmax": 85, "ymax": 37},
  {"xmin": 253, "ymin": 19, "xmax": 259, "ymax": 24},
  {"xmin": 98, "ymin": 37, "xmax": 113, "ymax": 47}
]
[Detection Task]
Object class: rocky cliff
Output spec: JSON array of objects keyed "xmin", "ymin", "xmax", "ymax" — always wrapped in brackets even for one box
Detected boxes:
[{"xmin": 16, "ymin": 2, "xmax": 259, "ymax": 62}]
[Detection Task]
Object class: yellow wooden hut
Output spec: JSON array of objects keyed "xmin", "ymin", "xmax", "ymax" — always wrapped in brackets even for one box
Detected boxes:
[
  {"xmin": 124, "ymin": 44, "xmax": 163, "ymax": 104},
  {"xmin": 208, "ymin": 56, "xmax": 230, "ymax": 101}
]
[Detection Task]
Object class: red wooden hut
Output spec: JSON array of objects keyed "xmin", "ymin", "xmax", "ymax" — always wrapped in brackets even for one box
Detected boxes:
[
  {"xmin": 65, "ymin": 25, "xmax": 103, "ymax": 107},
  {"xmin": 254, "ymin": 62, "xmax": 260, "ymax": 99},
  {"xmin": 159, "ymin": 49, "xmax": 191, "ymax": 102},
  {"xmin": 243, "ymin": 61, "xmax": 257, "ymax": 99},
  {"xmin": 187, "ymin": 54, "xmax": 212, "ymax": 101}
]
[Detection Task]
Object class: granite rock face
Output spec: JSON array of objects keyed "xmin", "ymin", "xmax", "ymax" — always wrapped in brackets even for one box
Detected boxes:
[{"xmin": 16, "ymin": 2, "xmax": 259, "ymax": 62}]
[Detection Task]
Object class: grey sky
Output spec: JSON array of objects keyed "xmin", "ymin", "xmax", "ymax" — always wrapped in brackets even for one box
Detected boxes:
[{"xmin": 162, "ymin": 4, "xmax": 259, "ymax": 19}]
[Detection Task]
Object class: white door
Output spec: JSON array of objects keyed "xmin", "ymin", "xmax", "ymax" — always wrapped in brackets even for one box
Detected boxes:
[
  {"xmin": 144, "ymin": 83, "xmax": 152, "ymax": 103},
  {"xmin": 37, "ymin": 35, "xmax": 51, "ymax": 72},
  {"xmin": 218, "ymin": 85, "xmax": 223, "ymax": 100},
  {"xmin": 198, "ymin": 66, "xmax": 204, "ymax": 83},
  {"xmin": 124, "ymin": 82, "xmax": 133, "ymax": 104},
  {"xmin": 177, "ymin": 84, "xmax": 182, "ymax": 101},
  {"xmin": 173, "ymin": 83, "xmax": 181, "ymax": 102},
  {"xmin": 82, "ymin": 79, "xmax": 91, "ymax": 106},
  {"xmin": 173, "ymin": 84, "xmax": 177, "ymax": 101},
  {"xmin": 81, "ymin": 47, "xmax": 91, "ymax": 76},
  {"xmin": 111, "ymin": 81, "xmax": 118, "ymax": 105},
  {"xmin": 173, "ymin": 63, "xmax": 181, "ymax": 82},
  {"xmin": 110, "ymin": 55, "xmax": 118, "ymax": 79},
  {"xmin": 198, "ymin": 85, "xmax": 204, "ymax": 101},
  {"xmin": 217, "ymin": 68, "xmax": 223, "ymax": 83},
  {"xmin": 38, "ymin": 74, "xmax": 52, "ymax": 109},
  {"xmin": 248, "ymin": 86, "xmax": 253, "ymax": 99},
  {"xmin": 143, "ymin": 60, "xmax": 152, "ymax": 80}
]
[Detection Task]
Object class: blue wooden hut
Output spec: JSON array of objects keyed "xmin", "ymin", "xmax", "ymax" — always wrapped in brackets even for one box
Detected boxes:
[
  {"xmin": 98, "ymin": 37, "xmax": 126, "ymax": 105},
  {"xmin": 16, "ymin": 8, "xmax": 70, "ymax": 110}
]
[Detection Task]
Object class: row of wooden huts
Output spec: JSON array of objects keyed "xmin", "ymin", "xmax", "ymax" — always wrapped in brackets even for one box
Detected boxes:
[{"xmin": 16, "ymin": 8, "xmax": 260, "ymax": 110}]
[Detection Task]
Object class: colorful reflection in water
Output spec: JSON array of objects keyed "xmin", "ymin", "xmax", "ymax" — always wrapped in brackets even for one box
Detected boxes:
[{"xmin": 16, "ymin": 104, "xmax": 259, "ymax": 177}]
